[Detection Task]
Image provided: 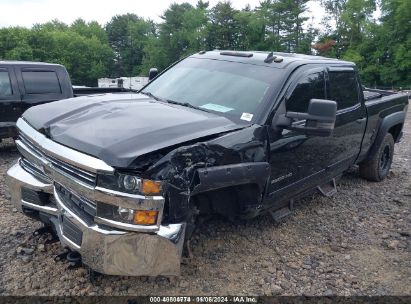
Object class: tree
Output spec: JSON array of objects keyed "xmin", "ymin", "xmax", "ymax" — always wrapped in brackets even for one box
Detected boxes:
[
  {"xmin": 206, "ymin": 1, "xmax": 239, "ymax": 49},
  {"xmin": 159, "ymin": 3, "xmax": 208, "ymax": 62},
  {"xmin": 374, "ymin": 0, "xmax": 411, "ymax": 86},
  {"xmin": 5, "ymin": 42, "xmax": 33, "ymax": 60},
  {"xmin": 71, "ymin": 19, "xmax": 108, "ymax": 43},
  {"xmin": 340, "ymin": 0, "xmax": 376, "ymax": 47},
  {"xmin": 276, "ymin": 0, "xmax": 310, "ymax": 52},
  {"xmin": 10, "ymin": 0, "xmax": 410, "ymax": 89},
  {"xmin": 254, "ymin": 0, "xmax": 312, "ymax": 53},
  {"xmin": 40, "ymin": 30, "xmax": 114, "ymax": 86},
  {"xmin": 234, "ymin": 6, "xmax": 265, "ymax": 50},
  {"xmin": 105, "ymin": 14, "xmax": 155, "ymax": 76},
  {"xmin": 0, "ymin": 27, "xmax": 32, "ymax": 59},
  {"xmin": 318, "ymin": 0, "xmax": 348, "ymax": 57},
  {"xmin": 317, "ymin": 0, "xmax": 410, "ymax": 87}
]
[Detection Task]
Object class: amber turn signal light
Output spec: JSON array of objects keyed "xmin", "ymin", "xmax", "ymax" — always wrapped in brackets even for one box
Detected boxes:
[
  {"xmin": 141, "ymin": 180, "xmax": 162, "ymax": 195},
  {"xmin": 133, "ymin": 210, "xmax": 158, "ymax": 225}
]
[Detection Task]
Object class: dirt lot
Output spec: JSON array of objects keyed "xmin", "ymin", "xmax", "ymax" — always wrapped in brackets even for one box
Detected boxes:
[{"xmin": 0, "ymin": 108, "xmax": 410, "ymax": 296}]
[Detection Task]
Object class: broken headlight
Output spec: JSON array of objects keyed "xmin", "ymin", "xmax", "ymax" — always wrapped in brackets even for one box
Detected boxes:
[{"xmin": 97, "ymin": 172, "xmax": 162, "ymax": 195}]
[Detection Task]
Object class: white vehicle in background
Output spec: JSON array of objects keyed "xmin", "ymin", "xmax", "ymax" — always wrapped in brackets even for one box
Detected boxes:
[{"xmin": 98, "ymin": 76, "xmax": 149, "ymax": 91}]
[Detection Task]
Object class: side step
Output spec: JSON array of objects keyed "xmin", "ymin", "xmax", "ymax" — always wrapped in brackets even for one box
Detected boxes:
[
  {"xmin": 270, "ymin": 200, "xmax": 294, "ymax": 222},
  {"xmin": 317, "ymin": 178, "xmax": 337, "ymax": 197}
]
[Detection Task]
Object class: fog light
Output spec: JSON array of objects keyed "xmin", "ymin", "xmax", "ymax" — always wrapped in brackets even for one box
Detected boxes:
[
  {"xmin": 134, "ymin": 210, "xmax": 158, "ymax": 225},
  {"xmin": 118, "ymin": 207, "xmax": 134, "ymax": 221}
]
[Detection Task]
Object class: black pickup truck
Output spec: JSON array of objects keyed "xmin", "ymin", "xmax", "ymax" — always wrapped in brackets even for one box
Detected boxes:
[
  {"xmin": 6, "ymin": 51, "xmax": 408, "ymax": 276},
  {"xmin": 0, "ymin": 61, "xmax": 130, "ymax": 140}
]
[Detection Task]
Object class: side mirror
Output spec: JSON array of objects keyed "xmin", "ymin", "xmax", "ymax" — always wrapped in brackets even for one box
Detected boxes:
[
  {"xmin": 279, "ymin": 99, "xmax": 337, "ymax": 137},
  {"xmin": 148, "ymin": 68, "xmax": 158, "ymax": 81}
]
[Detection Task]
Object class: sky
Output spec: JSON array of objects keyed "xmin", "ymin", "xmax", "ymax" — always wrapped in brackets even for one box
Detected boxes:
[{"xmin": 0, "ymin": 0, "xmax": 325, "ymax": 28}]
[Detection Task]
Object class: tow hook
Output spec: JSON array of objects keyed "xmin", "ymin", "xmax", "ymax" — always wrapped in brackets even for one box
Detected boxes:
[
  {"xmin": 66, "ymin": 251, "xmax": 82, "ymax": 269},
  {"xmin": 54, "ymin": 249, "xmax": 82, "ymax": 269}
]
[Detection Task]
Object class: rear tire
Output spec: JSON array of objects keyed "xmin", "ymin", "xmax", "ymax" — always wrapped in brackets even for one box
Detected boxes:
[{"xmin": 359, "ymin": 133, "xmax": 394, "ymax": 181}]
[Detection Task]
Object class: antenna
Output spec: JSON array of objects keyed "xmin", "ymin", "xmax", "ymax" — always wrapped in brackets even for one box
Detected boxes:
[{"xmin": 264, "ymin": 52, "xmax": 276, "ymax": 63}]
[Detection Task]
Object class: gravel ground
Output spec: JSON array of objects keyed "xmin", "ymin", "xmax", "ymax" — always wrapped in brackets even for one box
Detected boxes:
[{"xmin": 0, "ymin": 107, "xmax": 410, "ymax": 296}]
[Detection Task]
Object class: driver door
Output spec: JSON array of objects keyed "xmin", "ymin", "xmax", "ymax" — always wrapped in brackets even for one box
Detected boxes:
[{"xmin": 266, "ymin": 67, "xmax": 330, "ymax": 207}]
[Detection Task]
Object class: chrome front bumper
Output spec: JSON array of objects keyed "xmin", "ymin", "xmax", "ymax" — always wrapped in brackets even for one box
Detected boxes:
[
  {"xmin": 6, "ymin": 119, "xmax": 186, "ymax": 276},
  {"xmin": 6, "ymin": 118, "xmax": 187, "ymax": 276},
  {"xmin": 6, "ymin": 162, "xmax": 185, "ymax": 276}
]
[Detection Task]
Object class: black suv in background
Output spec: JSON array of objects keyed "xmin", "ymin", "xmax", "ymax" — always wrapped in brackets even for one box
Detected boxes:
[
  {"xmin": 0, "ymin": 61, "xmax": 132, "ymax": 140},
  {"xmin": 0, "ymin": 61, "xmax": 73, "ymax": 139}
]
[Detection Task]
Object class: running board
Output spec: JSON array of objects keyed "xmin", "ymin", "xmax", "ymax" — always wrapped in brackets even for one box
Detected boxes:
[
  {"xmin": 317, "ymin": 178, "xmax": 337, "ymax": 197},
  {"xmin": 270, "ymin": 200, "xmax": 294, "ymax": 222}
]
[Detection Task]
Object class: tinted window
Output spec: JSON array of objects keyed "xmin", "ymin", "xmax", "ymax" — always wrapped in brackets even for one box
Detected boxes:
[
  {"xmin": 328, "ymin": 71, "xmax": 359, "ymax": 109},
  {"xmin": 286, "ymin": 72, "xmax": 325, "ymax": 112},
  {"xmin": 22, "ymin": 71, "xmax": 61, "ymax": 94},
  {"xmin": 0, "ymin": 71, "xmax": 12, "ymax": 96}
]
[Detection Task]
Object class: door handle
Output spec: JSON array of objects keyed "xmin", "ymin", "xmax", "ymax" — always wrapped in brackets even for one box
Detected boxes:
[{"xmin": 356, "ymin": 117, "xmax": 366, "ymax": 124}]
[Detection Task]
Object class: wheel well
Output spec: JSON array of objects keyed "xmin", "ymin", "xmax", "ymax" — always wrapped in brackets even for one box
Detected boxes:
[{"xmin": 388, "ymin": 123, "xmax": 403, "ymax": 142}]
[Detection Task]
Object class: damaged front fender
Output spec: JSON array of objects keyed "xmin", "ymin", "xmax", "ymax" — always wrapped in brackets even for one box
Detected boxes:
[
  {"xmin": 140, "ymin": 125, "xmax": 271, "ymax": 222},
  {"xmin": 192, "ymin": 162, "xmax": 270, "ymax": 195}
]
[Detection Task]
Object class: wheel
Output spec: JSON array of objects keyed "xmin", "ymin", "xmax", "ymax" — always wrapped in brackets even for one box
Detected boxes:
[{"xmin": 360, "ymin": 133, "xmax": 394, "ymax": 181}]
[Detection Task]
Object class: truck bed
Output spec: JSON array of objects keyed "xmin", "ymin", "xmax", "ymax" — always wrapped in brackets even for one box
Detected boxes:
[
  {"xmin": 359, "ymin": 90, "xmax": 408, "ymax": 162},
  {"xmin": 363, "ymin": 88, "xmax": 397, "ymax": 101}
]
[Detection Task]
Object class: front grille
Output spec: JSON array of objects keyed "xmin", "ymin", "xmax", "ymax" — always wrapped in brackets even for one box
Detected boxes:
[
  {"xmin": 62, "ymin": 215, "xmax": 83, "ymax": 246},
  {"xmin": 20, "ymin": 158, "xmax": 50, "ymax": 183},
  {"xmin": 18, "ymin": 132, "xmax": 96, "ymax": 187},
  {"xmin": 55, "ymin": 184, "xmax": 96, "ymax": 226},
  {"xmin": 19, "ymin": 132, "xmax": 43, "ymax": 158},
  {"xmin": 47, "ymin": 154, "xmax": 96, "ymax": 186}
]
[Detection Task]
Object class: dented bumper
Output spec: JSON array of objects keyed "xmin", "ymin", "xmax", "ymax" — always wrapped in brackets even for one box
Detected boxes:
[
  {"xmin": 6, "ymin": 162, "xmax": 185, "ymax": 276},
  {"xmin": 5, "ymin": 119, "xmax": 185, "ymax": 276}
]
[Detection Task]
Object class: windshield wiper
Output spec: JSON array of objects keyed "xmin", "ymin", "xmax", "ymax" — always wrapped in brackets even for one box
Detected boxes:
[
  {"xmin": 141, "ymin": 92, "xmax": 211, "ymax": 113},
  {"xmin": 165, "ymin": 99, "xmax": 211, "ymax": 113},
  {"xmin": 140, "ymin": 91, "xmax": 163, "ymax": 101}
]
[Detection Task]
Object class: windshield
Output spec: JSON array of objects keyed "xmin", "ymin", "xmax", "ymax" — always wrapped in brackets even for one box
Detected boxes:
[{"xmin": 142, "ymin": 57, "xmax": 283, "ymax": 122}]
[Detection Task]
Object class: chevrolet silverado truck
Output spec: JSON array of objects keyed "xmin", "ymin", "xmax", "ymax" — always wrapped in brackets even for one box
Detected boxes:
[
  {"xmin": 0, "ymin": 61, "xmax": 131, "ymax": 140},
  {"xmin": 6, "ymin": 51, "xmax": 408, "ymax": 276}
]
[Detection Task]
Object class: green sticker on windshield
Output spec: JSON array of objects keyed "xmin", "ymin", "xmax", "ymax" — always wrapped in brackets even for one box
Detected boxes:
[{"xmin": 200, "ymin": 103, "xmax": 234, "ymax": 113}]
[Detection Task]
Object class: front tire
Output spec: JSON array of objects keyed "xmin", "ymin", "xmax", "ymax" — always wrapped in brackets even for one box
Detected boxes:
[{"xmin": 360, "ymin": 133, "xmax": 394, "ymax": 181}]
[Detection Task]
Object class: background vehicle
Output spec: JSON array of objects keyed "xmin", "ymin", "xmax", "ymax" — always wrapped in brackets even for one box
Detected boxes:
[
  {"xmin": 6, "ymin": 51, "xmax": 408, "ymax": 276},
  {"xmin": 0, "ymin": 61, "xmax": 132, "ymax": 140}
]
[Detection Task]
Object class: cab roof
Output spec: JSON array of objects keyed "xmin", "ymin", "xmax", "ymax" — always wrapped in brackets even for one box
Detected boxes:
[
  {"xmin": 190, "ymin": 50, "xmax": 354, "ymax": 69},
  {"xmin": 0, "ymin": 60, "xmax": 63, "ymax": 66}
]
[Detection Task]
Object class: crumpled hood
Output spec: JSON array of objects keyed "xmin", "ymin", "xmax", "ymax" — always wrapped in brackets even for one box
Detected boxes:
[{"xmin": 22, "ymin": 93, "xmax": 243, "ymax": 168}]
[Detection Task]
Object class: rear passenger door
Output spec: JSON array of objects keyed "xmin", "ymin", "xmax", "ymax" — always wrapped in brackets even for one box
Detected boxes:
[
  {"xmin": 15, "ymin": 67, "xmax": 67, "ymax": 112},
  {"xmin": 325, "ymin": 67, "xmax": 367, "ymax": 172},
  {"xmin": 0, "ymin": 66, "xmax": 21, "ymax": 125}
]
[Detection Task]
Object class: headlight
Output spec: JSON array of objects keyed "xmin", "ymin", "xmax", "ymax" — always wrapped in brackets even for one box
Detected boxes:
[
  {"xmin": 119, "ymin": 175, "xmax": 141, "ymax": 191},
  {"xmin": 97, "ymin": 172, "xmax": 162, "ymax": 195}
]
